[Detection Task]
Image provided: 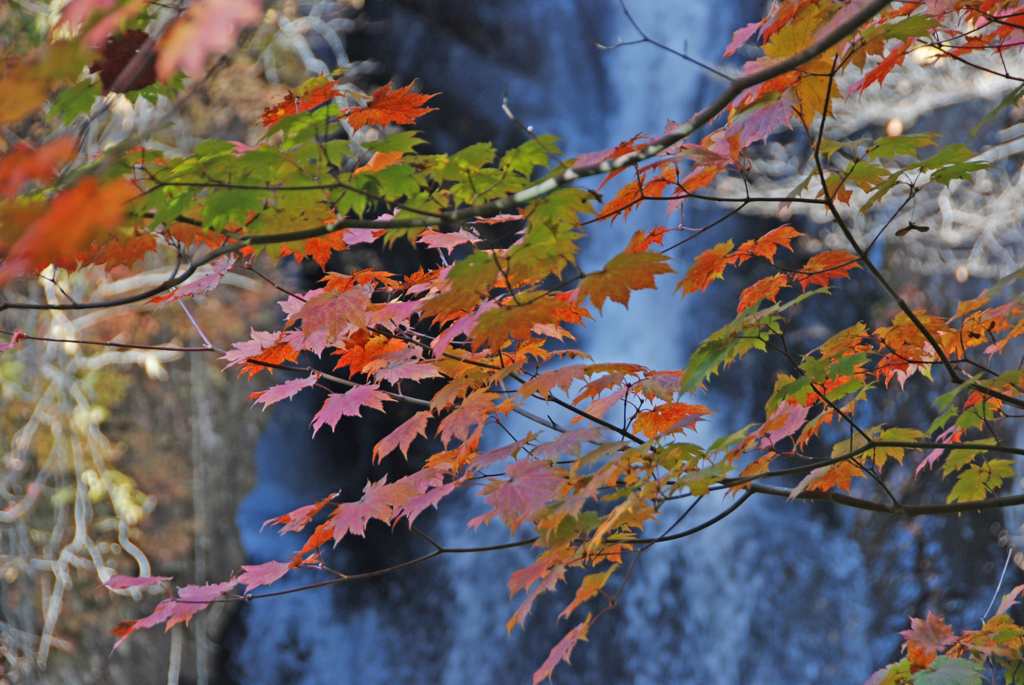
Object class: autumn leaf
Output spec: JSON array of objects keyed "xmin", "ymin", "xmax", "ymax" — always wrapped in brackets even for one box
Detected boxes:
[
  {"xmin": 901, "ymin": 612, "xmax": 958, "ymax": 668},
  {"xmin": 579, "ymin": 251, "xmax": 675, "ymax": 311},
  {"xmin": 288, "ymin": 287, "xmax": 371, "ymax": 339},
  {"xmin": 632, "ymin": 403, "xmax": 711, "ymax": 439},
  {"xmin": 625, "ymin": 226, "xmax": 668, "ymax": 253},
  {"xmin": 559, "ymin": 567, "xmax": 618, "ymax": 619},
  {"xmin": 735, "ymin": 225, "xmax": 802, "ymax": 264},
  {"xmin": 327, "ymin": 478, "xmax": 395, "ymax": 542},
  {"xmin": 482, "ymin": 460, "xmax": 567, "ymax": 532},
  {"xmin": 261, "ymin": 78, "xmax": 341, "ymax": 127},
  {"xmin": 737, "ymin": 273, "xmax": 789, "ymax": 312},
  {"xmin": 795, "ymin": 250, "xmax": 860, "ymax": 290},
  {"xmin": 0, "ymin": 138, "xmax": 77, "ymax": 198},
  {"xmin": 156, "ymin": 0, "xmax": 263, "ymax": 80},
  {"xmin": 517, "ymin": 365, "xmax": 587, "ymax": 400},
  {"xmin": 236, "ymin": 561, "xmax": 291, "ymax": 593},
  {"xmin": 374, "ymin": 410, "xmax": 431, "ymax": 462},
  {"xmin": 724, "ymin": 20, "xmax": 764, "ymax": 57},
  {"xmin": 0, "ymin": 177, "xmax": 136, "ymax": 282},
  {"xmin": 311, "ymin": 384, "xmax": 393, "ymax": 435},
  {"xmin": 417, "ymin": 229, "xmax": 481, "ymax": 254},
  {"xmin": 677, "ymin": 240, "xmax": 736, "ymax": 296},
  {"xmin": 261, "ymin": 493, "xmax": 336, "ymax": 535},
  {"xmin": 104, "ymin": 575, "xmax": 172, "ymax": 590},
  {"xmin": 438, "ymin": 390, "xmax": 499, "ymax": 446},
  {"xmin": 150, "ymin": 255, "xmax": 237, "ymax": 306},
  {"xmin": 392, "ymin": 479, "xmax": 459, "ymax": 526},
  {"xmin": 533, "ymin": 616, "xmax": 591, "ymax": 685},
  {"xmin": 344, "ymin": 83, "xmax": 438, "ymax": 130},
  {"xmin": 249, "ymin": 374, "xmax": 317, "ymax": 409},
  {"xmin": 790, "ymin": 460, "xmax": 863, "ymax": 496},
  {"xmin": 354, "ymin": 151, "xmax": 404, "ymax": 176}
]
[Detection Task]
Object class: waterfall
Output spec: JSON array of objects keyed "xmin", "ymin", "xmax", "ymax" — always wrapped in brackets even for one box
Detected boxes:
[{"xmin": 218, "ymin": 2, "xmax": 1006, "ymax": 683}]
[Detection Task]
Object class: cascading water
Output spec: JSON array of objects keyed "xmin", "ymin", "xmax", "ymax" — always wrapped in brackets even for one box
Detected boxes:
[{"xmin": 218, "ymin": 2, "xmax": 1009, "ymax": 683}]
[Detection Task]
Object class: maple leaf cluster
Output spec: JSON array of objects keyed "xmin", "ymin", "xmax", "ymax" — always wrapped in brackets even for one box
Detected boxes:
[{"xmin": 6, "ymin": 0, "xmax": 1024, "ymax": 682}]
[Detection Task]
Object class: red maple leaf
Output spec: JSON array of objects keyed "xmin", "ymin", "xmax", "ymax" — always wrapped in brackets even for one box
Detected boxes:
[
  {"xmin": 392, "ymin": 480, "xmax": 458, "ymax": 526},
  {"xmin": 310, "ymin": 384, "xmax": 392, "ymax": 435},
  {"xmin": 261, "ymin": 493, "xmax": 336, "ymax": 534},
  {"xmin": 353, "ymin": 150, "xmax": 403, "ymax": 175},
  {"xmin": 758, "ymin": 401, "xmax": 810, "ymax": 449},
  {"xmin": 90, "ymin": 29, "xmax": 157, "ymax": 93},
  {"xmin": 344, "ymin": 83, "xmax": 438, "ymax": 130},
  {"xmin": 236, "ymin": 561, "xmax": 291, "ymax": 593},
  {"xmin": 0, "ymin": 177, "xmax": 137, "ymax": 283}
]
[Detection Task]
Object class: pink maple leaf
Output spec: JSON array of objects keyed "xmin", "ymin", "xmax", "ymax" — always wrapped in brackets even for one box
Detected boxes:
[
  {"xmin": 236, "ymin": 561, "xmax": 291, "ymax": 593},
  {"xmin": 723, "ymin": 20, "xmax": 764, "ymax": 57},
  {"xmin": 250, "ymin": 374, "xmax": 317, "ymax": 410},
  {"xmin": 104, "ymin": 575, "xmax": 172, "ymax": 590},
  {"xmin": 724, "ymin": 91, "xmax": 796, "ymax": 147},
  {"xmin": 437, "ymin": 391, "xmax": 499, "ymax": 446},
  {"xmin": 532, "ymin": 427, "xmax": 606, "ymax": 461},
  {"xmin": 393, "ymin": 480, "xmax": 460, "ymax": 526},
  {"xmin": 341, "ymin": 228, "xmax": 385, "ymax": 246},
  {"xmin": 900, "ymin": 612, "xmax": 957, "ymax": 658},
  {"xmin": 287, "ymin": 287, "xmax": 371, "ymax": 339},
  {"xmin": 758, "ymin": 401, "xmax": 809, "ymax": 449},
  {"xmin": 473, "ymin": 213, "xmax": 524, "ymax": 224},
  {"xmin": 482, "ymin": 460, "xmax": 567, "ymax": 532},
  {"xmin": 533, "ymin": 617, "xmax": 591, "ymax": 684},
  {"xmin": 373, "ymin": 410, "xmax": 431, "ymax": 462},
  {"xmin": 311, "ymin": 384, "xmax": 392, "ymax": 436},
  {"xmin": 417, "ymin": 229, "xmax": 481, "ymax": 254},
  {"xmin": 327, "ymin": 478, "xmax": 395, "ymax": 542},
  {"xmin": 221, "ymin": 329, "xmax": 281, "ymax": 368},
  {"xmin": 150, "ymin": 255, "xmax": 236, "ymax": 307}
]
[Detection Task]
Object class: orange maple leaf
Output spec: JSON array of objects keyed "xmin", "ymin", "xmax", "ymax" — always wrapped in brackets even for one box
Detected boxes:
[
  {"xmin": 580, "ymin": 251, "xmax": 675, "ymax": 312},
  {"xmin": 344, "ymin": 83, "xmax": 437, "ymax": 130},
  {"xmin": 0, "ymin": 137, "xmax": 77, "ymax": 198},
  {"xmin": 677, "ymin": 240, "xmax": 737, "ymax": 296},
  {"xmin": 792, "ymin": 460, "xmax": 863, "ymax": 494},
  {"xmin": 737, "ymin": 273, "xmax": 789, "ymax": 312},
  {"xmin": 0, "ymin": 177, "xmax": 136, "ymax": 282},
  {"xmin": 261, "ymin": 79, "xmax": 342, "ymax": 127},
  {"xmin": 632, "ymin": 402, "xmax": 711, "ymax": 439},
  {"xmin": 735, "ymin": 225, "xmax": 802, "ymax": 264},
  {"xmin": 795, "ymin": 250, "xmax": 860, "ymax": 290}
]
